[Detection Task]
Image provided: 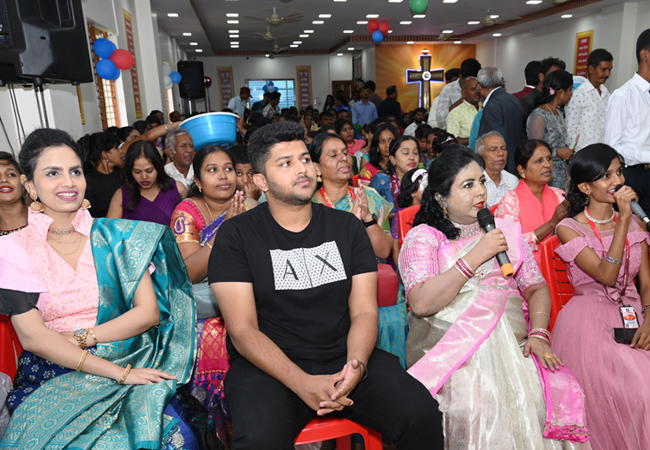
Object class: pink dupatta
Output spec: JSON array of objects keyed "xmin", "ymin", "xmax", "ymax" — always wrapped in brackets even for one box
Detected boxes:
[
  {"xmin": 407, "ymin": 219, "xmax": 589, "ymax": 443},
  {"xmin": 516, "ymin": 181, "xmax": 562, "ymax": 266}
]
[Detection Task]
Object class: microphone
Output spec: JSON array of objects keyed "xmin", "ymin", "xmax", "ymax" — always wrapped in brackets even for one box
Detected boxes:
[
  {"xmin": 477, "ymin": 209, "xmax": 514, "ymax": 279},
  {"xmin": 615, "ymin": 185, "xmax": 650, "ymax": 224}
]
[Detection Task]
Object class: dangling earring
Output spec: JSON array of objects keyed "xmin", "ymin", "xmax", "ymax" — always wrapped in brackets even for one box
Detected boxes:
[
  {"xmin": 29, "ymin": 192, "xmax": 44, "ymax": 212},
  {"xmin": 81, "ymin": 199, "xmax": 91, "ymax": 210},
  {"xmin": 317, "ymin": 174, "xmax": 322, "ymax": 183},
  {"xmin": 198, "ymin": 185, "xmax": 202, "ymax": 193}
]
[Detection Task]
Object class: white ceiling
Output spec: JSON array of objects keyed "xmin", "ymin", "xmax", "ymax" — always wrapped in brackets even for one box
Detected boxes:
[{"xmin": 151, "ymin": 0, "xmax": 629, "ymax": 56}]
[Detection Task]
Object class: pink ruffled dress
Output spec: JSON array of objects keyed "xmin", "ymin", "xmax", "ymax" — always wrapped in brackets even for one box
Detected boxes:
[{"xmin": 552, "ymin": 217, "xmax": 650, "ymax": 450}]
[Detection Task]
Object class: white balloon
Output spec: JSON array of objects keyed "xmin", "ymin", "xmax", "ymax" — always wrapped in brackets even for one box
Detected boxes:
[
  {"xmin": 164, "ymin": 75, "xmax": 173, "ymax": 89},
  {"xmin": 267, "ymin": 85, "xmax": 275, "ymax": 93},
  {"xmin": 162, "ymin": 64, "xmax": 172, "ymax": 76}
]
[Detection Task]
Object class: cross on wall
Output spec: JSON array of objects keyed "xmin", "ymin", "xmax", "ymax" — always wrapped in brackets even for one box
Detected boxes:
[{"xmin": 406, "ymin": 54, "xmax": 445, "ymax": 111}]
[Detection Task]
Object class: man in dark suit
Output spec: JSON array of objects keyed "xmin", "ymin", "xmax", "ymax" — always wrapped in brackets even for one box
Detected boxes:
[
  {"xmin": 477, "ymin": 67, "xmax": 524, "ymax": 174},
  {"xmin": 378, "ymin": 85, "xmax": 403, "ymax": 124}
]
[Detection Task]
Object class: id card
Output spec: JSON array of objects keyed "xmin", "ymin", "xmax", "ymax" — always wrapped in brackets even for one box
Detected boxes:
[{"xmin": 620, "ymin": 305, "xmax": 640, "ymax": 329}]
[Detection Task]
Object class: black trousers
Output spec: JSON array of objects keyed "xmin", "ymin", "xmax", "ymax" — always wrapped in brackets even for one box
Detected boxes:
[
  {"xmin": 225, "ymin": 348, "xmax": 444, "ymax": 450},
  {"xmin": 623, "ymin": 165, "xmax": 650, "ymax": 215}
]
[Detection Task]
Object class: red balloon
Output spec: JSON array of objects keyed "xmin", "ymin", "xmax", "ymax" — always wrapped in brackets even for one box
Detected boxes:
[
  {"xmin": 378, "ymin": 22, "xmax": 390, "ymax": 34},
  {"xmin": 108, "ymin": 49, "xmax": 134, "ymax": 70},
  {"xmin": 368, "ymin": 19, "xmax": 379, "ymax": 32},
  {"xmin": 204, "ymin": 76, "xmax": 212, "ymax": 87}
]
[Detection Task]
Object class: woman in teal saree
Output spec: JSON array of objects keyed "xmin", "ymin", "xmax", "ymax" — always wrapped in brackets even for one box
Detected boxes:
[{"xmin": 0, "ymin": 129, "xmax": 210, "ymax": 449}]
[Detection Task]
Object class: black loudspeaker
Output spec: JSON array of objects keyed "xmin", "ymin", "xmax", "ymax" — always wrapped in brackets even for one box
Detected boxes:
[
  {"xmin": 0, "ymin": 0, "xmax": 93, "ymax": 85},
  {"xmin": 177, "ymin": 60, "xmax": 205, "ymax": 99}
]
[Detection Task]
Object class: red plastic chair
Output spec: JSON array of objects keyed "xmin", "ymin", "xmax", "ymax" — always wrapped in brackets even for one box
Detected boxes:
[
  {"xmin": 295, "ymin": 417, "xmax": 382, "ymax": 450},
  {"xmin": 0, "ymin": 315, "xmax": 23, "ymax": 378},
  {"xmin": 397, "ymin": 205, "xmax": 421, "ymax": 247},
  {"xmin": 539, "ymin": 236, "xmax": 573, "ymax": 332},
  {"xmin": 490, "ymin": 204, "xmax": 498, "ymax": 215}
]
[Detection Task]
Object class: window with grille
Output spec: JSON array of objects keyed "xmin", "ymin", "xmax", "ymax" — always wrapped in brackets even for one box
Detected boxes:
[
  {"xmin": 247, "ymin": 79, "xmax": 295, "ymax": 110},
  {"xmin": 88, "ymin": 24, "xmax": 120, "ymax": 130}
]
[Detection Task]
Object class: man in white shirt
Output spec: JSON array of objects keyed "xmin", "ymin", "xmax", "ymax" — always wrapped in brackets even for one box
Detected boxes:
[
  {"xmin": 227, "ymin": 87, "xmax": 251, "ymax": 117},
  {"xmin": 164, "ymin": 128, "xmax": 195, "ymax": 189},
  {"xmin": 605, "ymin": 29, "xmax": 650, "ymax": 212},
  {"xmin": 436, "ymin": 59, "xmax": 481, "ymax": 126},
  {"xmin": 404, "ymin": 108, "xmax": 426, "ymax": 136},
  {"xmin": 566, "ymin": 49, "xmax": 613, "ymax": 151},
  {"xmin": 475, "ymin": 131, "xmax": 519, "ymax": 207}
]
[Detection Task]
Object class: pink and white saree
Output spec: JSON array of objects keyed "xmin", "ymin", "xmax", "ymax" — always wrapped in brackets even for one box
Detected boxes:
[{"xmin": 400, "ymin": 219, "xmax": 589, "ymax": 450}]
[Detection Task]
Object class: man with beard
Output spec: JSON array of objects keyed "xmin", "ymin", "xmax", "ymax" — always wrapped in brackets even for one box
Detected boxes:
[
  {"xmin": 445, "ymin": 77, "xmax": 482, "ymax": 145},
  {"xmin": 208, "ymin": 121, "xmax": 444, "ymax": 450}
]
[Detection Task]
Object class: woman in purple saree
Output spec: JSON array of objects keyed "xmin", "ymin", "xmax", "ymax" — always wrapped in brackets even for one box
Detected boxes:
[
  {"xmin": 399, "ymin": 146, "xmax": 589, "ymax": 449},
  {"xmin": 107, "ymin": 140, "xmax": 186, "ymax": 225}
]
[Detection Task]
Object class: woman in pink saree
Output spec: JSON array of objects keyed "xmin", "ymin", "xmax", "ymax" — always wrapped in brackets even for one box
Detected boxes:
[{"xmin": 399, "ymin": 146, "xmax": 589, "ymax": 449}]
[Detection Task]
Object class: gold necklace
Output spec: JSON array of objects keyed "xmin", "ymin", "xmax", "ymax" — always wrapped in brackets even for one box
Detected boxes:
[
  {"xmin": 321, "ymin": 187, "xmax": 352, "ymax": 207},
  {"xmin": 47, "ymin": 232, "xmax": 83, "ymax": 256},
  {"xmin": 203, "ymin": 199, "xmax": 216, "ymax": 221}
]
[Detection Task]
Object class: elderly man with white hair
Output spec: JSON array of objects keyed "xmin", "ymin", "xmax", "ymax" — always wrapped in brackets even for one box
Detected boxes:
[
  {"xmin": 164, "ymin": 127, "xmax": 195, "ymax": 189},
  {"xmin": 477, "ymin": 66, "xmax": 525, "ymax": 174},
  {"xmin": 476, "ymin": 131, "xmax": 519, "ymax": 207}
]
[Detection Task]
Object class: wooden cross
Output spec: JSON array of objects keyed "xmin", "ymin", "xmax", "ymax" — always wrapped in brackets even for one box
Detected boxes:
[{"xmin": 406, "ymin": 54, "xmax": 445, "ymax": 111}]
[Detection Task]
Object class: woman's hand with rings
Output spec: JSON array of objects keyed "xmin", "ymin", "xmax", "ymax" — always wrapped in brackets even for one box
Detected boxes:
[{"xmin": 524, "ymin": 336, "xmax": 563, "ymax": 371}]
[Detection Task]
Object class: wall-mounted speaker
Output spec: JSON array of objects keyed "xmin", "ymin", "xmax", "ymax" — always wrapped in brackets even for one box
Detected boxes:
[{"xmin": 0, "ymin": 0, "xmax": 93, "ymax": 85}]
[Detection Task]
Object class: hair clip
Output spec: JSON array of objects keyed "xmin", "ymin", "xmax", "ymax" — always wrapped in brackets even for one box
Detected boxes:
[
  {"xmin": 549, "ymin": 87, "xmax": 555, "ymax": 95},
  {"xmin": 411, "ymin": 168, "xmax": 428, "ymax": 183}
]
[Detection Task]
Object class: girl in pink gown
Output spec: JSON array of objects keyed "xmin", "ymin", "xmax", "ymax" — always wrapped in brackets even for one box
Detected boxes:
[{"xmin": 553, "ymin": 144, "xmax": 650, "ymax": 450}]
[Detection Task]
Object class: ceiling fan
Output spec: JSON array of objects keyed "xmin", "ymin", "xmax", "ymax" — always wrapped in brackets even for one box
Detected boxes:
[
  {"xmin": 245, "ymin": 7, "xmax": 303, "ymax": 25},
  {"xmin": 436, "ymin": 28, "xmax": 463, "ymax": 42},
  {"xmin": 249, "ymin": 27, "xmax": 297, "ymax": 41},
  {"xmin": 253, "ymin": 40, "xmax": 293, "ymax": 58},
  {"xmin": 480, "ymin": 9, "xmax": 522, "ymax": 26}
]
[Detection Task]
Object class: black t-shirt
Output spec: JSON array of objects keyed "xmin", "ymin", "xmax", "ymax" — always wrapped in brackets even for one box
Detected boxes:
[
  {"xmin": 85, "ymin": 168, "xmax": 122, "ymax": 218},
  {"xmin": 208, "ymin": 202, "xmax": 377, "ymax": 362}
]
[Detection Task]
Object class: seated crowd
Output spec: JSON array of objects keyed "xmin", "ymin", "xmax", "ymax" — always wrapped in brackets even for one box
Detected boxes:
[{"xmin": 0, "ymin": 28, "xmax": 649, "ymax": 450}]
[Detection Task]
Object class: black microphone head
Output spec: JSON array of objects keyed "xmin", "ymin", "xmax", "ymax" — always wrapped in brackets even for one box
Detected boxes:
[
  {"xmin": 477, "ymin": 208, "xmax": 495, "ymax": 229},
  {"xmin": 615, "ymin": 184, "xmax": 624, "ymax": 192}
]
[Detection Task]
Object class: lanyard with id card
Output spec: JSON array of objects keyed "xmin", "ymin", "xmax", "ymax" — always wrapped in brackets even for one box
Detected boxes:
[{"xmin": 585, "ymin": 209, "xmax": 639, "ymax": 342}]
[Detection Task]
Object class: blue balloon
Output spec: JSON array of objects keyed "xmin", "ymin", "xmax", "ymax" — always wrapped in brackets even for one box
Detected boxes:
[
  {"xmin": 93, "ymin": 38, "xmax": 116, "ymax": 59},
  {"xmin": 268, "ymin": 81, "xmax": 274, "ymax": 87},
  {"xmin": 170, "ymin": 71, "xmax": 182, "ymax": 83},
  {"xmin": 96, "ymin": 59, "xmax": 119, "ymax": 81},
  {"xmin": 263, "ymin": 85, "xmax": 268, "ymax": 92},
  {"xmin": 372, "ymin": 30, "xmax": 384, "ymax": 43}
]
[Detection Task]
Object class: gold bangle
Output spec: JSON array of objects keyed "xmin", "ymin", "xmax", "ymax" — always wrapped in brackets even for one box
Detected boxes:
[
  {"xmin": 75, "ymin": 349, "xmax": 89, "ymax": 372},
  {"xmin": 118, "ymin": 364, "xmax": 132, "ymax": 385},
  {"xmin": 88, "ymin": 327, "xmax": 98, "ymax": 345},
  {"xmin": 206, "ymin": 242, "xmax": 213, "ymax": 249}
]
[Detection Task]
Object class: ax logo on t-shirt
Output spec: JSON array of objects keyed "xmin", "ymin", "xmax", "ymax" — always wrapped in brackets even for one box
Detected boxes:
[{"xmin": 270, "ymin": 241, "xmax": 347, "ymax": 290}]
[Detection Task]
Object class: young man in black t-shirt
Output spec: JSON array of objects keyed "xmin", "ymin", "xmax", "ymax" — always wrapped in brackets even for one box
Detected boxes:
[{"xmin": 208, "ymin": 121, "xmax": 443, "ymax": 449}]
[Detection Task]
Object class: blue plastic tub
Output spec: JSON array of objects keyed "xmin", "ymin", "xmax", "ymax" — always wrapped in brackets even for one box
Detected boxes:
[{"xmin": 180, "ymin": 112, "xmax": 238, "ymax": 150}]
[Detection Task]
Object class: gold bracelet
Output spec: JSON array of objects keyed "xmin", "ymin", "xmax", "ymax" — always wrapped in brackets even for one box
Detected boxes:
[
  {"xmin": 75, "ymin": 349, "xmax": 89, "ymax": 372},
  {"xmin": 88, "ymin": 327, "xmax": 98, "ymax": 346},
  {"xmin": 118, "ymin": 364, "xmax": 132, "ymax": 385},
  {"xmin": 206, "ymin": 242, "xmax": 213, "ymax": 249}
]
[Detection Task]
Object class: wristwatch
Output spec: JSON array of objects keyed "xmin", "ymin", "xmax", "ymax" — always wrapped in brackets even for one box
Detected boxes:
[
  {"xmin": 74, "ymin": 328, "xmax": 88, "ymax": 349},
  {"xmin": 363, "ymin": 218, "xmax": 377, "ymax": 228}
]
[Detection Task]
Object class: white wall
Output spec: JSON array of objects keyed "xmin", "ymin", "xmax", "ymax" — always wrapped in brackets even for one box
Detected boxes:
[
  {"xmin": 476, "ymin": 1, "xmax": 650, "ymax": 94},
  {"xmin": 361, "ymin": 46, "xmax": 376, "ymax": 82},
  {"xmin": 193, "ymin": 53, "xmax": 353, "ymax": 112}
]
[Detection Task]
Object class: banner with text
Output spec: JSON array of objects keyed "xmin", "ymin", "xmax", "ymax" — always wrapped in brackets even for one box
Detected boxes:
[
  {"xmin": 574, "ymin": 30, "xmax": 594, "ymax": 77},
  {"xmin": 123, "ymin": 9, "xmax": 142, "ymax": 118},
  {"xmin": 217, "ymin": 67, "xmax": 234, "ymax": 110},
  {"xmin": 296, "ymin": 66, "xmax": 312, "ymax": 111}
]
